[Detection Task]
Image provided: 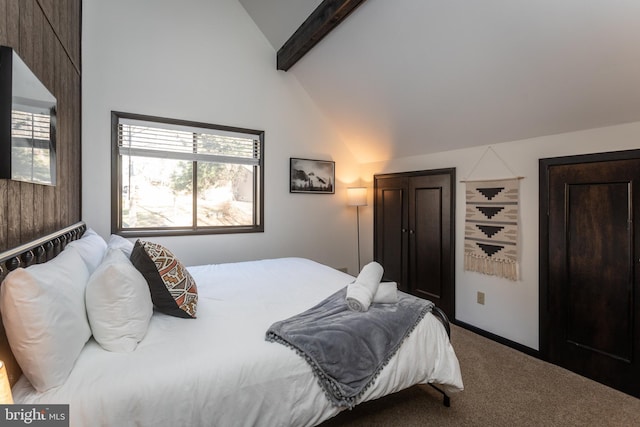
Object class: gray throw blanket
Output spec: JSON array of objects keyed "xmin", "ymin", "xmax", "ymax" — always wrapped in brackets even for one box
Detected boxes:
[{"xmin": 265, "ymin": 287, "xmax": 433, "ymax": 408}]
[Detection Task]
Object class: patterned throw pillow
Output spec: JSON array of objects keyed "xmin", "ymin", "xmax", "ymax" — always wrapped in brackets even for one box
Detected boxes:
[{"xmin": 130, "ymin": 240, "xmax": 198, "ymax": 318}]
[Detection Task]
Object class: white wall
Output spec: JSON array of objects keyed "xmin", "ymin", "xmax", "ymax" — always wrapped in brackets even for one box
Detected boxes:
[
  {"xmin": 82, "ymin": 0, "xmax": 640, "ymax": 351},
  {"xmin": 360, "ymin": 121, "xmax": 640, "ymax": 350},
  {"xmin": 82, "ymin": 0, "xmax": 363, "ymax": 273}
]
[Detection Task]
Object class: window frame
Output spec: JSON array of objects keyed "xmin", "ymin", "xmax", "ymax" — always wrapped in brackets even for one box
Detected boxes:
[{"xmin": 111, "ymin": 111, "xmax": 264, "ymax": 237}]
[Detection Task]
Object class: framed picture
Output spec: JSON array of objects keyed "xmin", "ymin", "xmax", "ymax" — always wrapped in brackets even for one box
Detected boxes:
[{"xmin": 290, "ymin": 158, "xmax": 335, "ymax": 194}]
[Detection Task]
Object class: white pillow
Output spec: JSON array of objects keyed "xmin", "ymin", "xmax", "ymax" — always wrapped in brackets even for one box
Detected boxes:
[
  {"xmin": 106, "ymin": 234, "xmax": 134, "ymax": 258},
  {"xmin": 65, "ymin": 228, "xmax": 107, "ymax": 274},
  {"xmin": 86, "ymin": 248, "xmax": 153, "ymax": 352},
  {"xmin": 0, "ymin": 247, "xmax": 91, "ymax": 392}
]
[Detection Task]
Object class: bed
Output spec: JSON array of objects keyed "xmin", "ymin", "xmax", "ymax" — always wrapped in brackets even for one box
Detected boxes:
[{"xmin": 0, "ymin": 222, "xmax": 463, "ymax": 427}]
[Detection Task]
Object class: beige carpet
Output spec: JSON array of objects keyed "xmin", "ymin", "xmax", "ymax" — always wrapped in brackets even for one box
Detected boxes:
[{"xmin": 321, "ymin": 325, "xmax": 640, "ymax": 426}]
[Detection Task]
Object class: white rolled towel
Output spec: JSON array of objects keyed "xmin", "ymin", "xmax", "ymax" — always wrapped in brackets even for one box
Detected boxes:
[
  {"xmin": 346, "ymin": 261, "xmax": 384, "ymax": 312},
  {"xmin": 355, "ymin": 261, "xmax": 384, "ymax": 293},
  {"xmin": 373, "ymin": 281, "xmax": 398, "ymax": 304},
  {"xmin": 346, "ymin": 283, "xmax": 371, "ymax": 312}
]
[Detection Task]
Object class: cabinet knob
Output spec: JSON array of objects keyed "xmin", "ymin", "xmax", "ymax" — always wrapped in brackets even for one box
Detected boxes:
[
  {"xmin": 401, "ymin": 228, "xmax": 407, "ymax": 233},
  {"xmin": 409, "ymin": 229, "xmax": 415, "ymax": 234}
]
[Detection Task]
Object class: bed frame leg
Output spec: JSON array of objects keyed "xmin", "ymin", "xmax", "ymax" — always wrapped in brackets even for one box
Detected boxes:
[{"xmin": 429, "ymin": 384, "xmax": 450, "ymax": 407}]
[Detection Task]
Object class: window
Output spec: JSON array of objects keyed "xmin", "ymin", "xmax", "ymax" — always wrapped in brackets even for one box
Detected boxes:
[{"xmin": 112, "ymin": 111, "xmax": 264, "ymax": 236}]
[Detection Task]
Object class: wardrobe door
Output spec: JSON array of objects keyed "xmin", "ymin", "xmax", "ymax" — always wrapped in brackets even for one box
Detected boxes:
[
  {"xmin": 409, "ymin": 174, "xmax": 454, "ymax": 316},
  {"xmin": 374, "ymin": 176, "xmax": 408, "ymax": 291}
]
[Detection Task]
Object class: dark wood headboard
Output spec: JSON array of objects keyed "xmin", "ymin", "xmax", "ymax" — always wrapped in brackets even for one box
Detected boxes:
[{"xmin": 0, "ymin": 221, "xmax": 87, "ymax": 386}]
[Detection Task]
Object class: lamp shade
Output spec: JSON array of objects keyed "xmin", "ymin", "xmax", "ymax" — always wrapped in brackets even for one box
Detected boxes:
[
  {"xmin": 347, "ymin": 187, "xmax": 367, "ymax": 206},
  {"xmin": 0, "ymin": 360, "xmax": 13, "ymax": 404}
]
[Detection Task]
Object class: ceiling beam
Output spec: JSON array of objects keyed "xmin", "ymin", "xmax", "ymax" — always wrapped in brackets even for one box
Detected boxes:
[{"xmin": 277, "ymin": 0, "xmax": 368, "ymax": 71}]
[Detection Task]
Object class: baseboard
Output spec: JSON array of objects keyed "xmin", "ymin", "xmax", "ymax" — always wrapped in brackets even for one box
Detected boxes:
[{"xmin": 453, "ymin": 320, "xmax": 541, "ymax": 359}]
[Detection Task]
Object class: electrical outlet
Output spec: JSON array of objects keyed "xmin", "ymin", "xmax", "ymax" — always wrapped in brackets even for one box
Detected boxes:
[{"xmin": 477, "ymin": 291, "xmax": 485, "ymax": 305}]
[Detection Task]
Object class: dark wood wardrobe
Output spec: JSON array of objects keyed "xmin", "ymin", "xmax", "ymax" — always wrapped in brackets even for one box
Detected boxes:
[{"xmin": 374, "ymin": 168, "xmax": 455, "ymax": 318}]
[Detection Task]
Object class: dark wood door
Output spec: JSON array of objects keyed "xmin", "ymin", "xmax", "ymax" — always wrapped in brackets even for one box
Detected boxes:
[
  {"xmin": 374, "ymin": 169, "xmax": 455, "ymax": 318},
  {"xmin": 374, "ymin": 176, "xmax": 408, "ymax": 292},
  {"xmin": 542, "ymin": 155, "xmax": 640, "ymax": 397},
  {"xmin": 409, "ymin": 174, "xmax": 453, "ymax": 315}
]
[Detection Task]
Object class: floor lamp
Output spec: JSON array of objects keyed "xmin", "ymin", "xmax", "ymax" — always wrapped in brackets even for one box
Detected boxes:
[{"xmin": 347, "ymin": 187, "xmax": 367, "ymax": 272}]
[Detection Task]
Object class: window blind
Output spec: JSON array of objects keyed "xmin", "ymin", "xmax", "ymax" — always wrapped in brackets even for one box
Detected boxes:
[
  {"xmin": 117, "ymin": 119, "xmax": 261, "ymax": 166},
  {"xmin": 11, "ymin": 110, "xmax": 51, "ymax": 142}
]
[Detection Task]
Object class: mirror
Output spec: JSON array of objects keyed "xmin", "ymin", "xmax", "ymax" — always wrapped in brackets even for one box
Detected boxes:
[{"xmin": 0, "ymin": 46, "xmax": 57, "ymax": 186}]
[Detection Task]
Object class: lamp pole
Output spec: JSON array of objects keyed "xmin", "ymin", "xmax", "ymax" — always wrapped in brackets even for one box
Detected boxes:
[
  {"xmin": 356, "ymin": 204, "xmax": 361, "ymax": 272},
  {"xmin": 347, "ymin": 187, "xmax": 367, "ymax": 273}
]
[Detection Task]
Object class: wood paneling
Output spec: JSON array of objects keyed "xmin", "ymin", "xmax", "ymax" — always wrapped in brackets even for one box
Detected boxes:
[
  {"xmin": 6, "ymin": 1, "xmax": 20, "ymax": 48},
  {"xmin": 0, "ymin": 0, "xmax": 81, "ymax": 252},
  {"xmin": 0, "ymin": 0, "xmax": 7, "ymax": 45},
  {"xmin": 0, "ymin": 181, "xmax": 6, "ymax": 248},
  {"xmin": 0, "ymin": 1, "xmax": 7, "ymax": 250}
]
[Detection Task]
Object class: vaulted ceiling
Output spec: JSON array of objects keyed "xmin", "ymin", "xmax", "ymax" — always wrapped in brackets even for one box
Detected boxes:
[{"xmin": 239, "ymin": 0, "xmax": 640, "ymax": 163}]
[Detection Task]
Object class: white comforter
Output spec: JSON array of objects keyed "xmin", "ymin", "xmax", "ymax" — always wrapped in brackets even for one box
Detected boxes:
[{"xmin": 12, "ymin": 257, "xmax": 463, "ymax": 427}]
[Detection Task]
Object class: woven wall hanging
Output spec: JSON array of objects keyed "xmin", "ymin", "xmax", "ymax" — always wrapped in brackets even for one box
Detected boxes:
[
  {"xmin": 461, "ymin": 146, "xmax": 522, "ymax": 281},
  {"xmin": 464, "ymin": 178, "xmax": 520, "ymax": 280}
]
